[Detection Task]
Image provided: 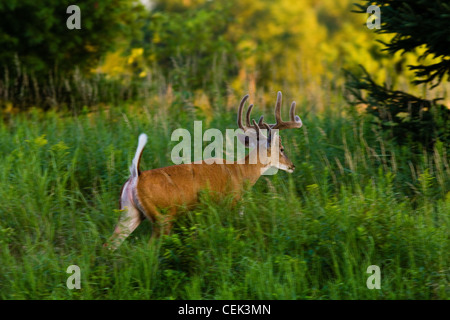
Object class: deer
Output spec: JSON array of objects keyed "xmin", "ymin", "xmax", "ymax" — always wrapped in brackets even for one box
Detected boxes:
[{"xmin": 104, "ymin": 91, "xmax": 303, "ymax": 250}]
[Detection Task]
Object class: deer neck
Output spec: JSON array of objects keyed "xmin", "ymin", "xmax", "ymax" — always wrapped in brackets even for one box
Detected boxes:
[{"xmin": 237, "ymin": 147, "xmax": 270, "ymax": 185}]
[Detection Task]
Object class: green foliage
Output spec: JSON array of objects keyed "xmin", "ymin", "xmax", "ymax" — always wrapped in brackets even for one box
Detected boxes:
[
  {"xmin": 347, "ymin": 0, "xmax": 450, "ymax": 148},
  {"xmin": 345, "ymin": 66, "xmax": 450, "ymax": 148},
  {"xmin": 0, "ymin": 0, "xmax": 144, "ymax": 109},
  {"xmin": 0, "ymin": 0, "xmax": 424, "ymax": 111},
  {"xmin": 137, "ymin": 0, "xmax": 402, "ymax": 96},
  {"xmin": 354, "ymin": 0, "xmax": 450, "ymax": 87},
  {"xmin": 0, "ymin": 0, "xmax": 143, "ymax": 74},
  {"xmin": 0, "ymin": 93, "xmax": 448, "ymax": 299},
  {"xmin": 0, "ymin": 0, "xmax": 449, "ymax": 300},
  {"xmin": 143, "ymin": 1, "xmax": 237, "ymax": 94}
]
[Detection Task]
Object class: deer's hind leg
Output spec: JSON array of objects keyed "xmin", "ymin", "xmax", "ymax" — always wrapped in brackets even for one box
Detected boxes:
[{"xmin": 105, "ymin": 180, "xmax": 144, "ymax": 250}]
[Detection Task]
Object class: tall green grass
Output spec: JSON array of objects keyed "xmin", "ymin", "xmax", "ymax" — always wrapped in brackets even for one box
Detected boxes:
[{"xmin": 0, "ymin": 92, "xmax": 448, "ymax": 299}]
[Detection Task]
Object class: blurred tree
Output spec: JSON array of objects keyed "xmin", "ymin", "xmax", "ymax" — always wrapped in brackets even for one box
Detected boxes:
[
  {"xmin": 346, "ymin": 0, "xmax": 450, "ymax": 148},
  {"xmin": 362, "ymin": 0, "xmax": 450, "ymax": 87},
  {"xmin": 0, "ymin": 0, "xmax": 143, "ymax": 74},
  {"xmin": 0, "ymin": 0, "xmax": 144, "ymax": 110},
  {"xmin": 140, "ymin": 0, "xmax": 417, "ymax": 100},
  {"xmin": 142, "ymin": 0, "xmax": 238, "ymax": 95}
]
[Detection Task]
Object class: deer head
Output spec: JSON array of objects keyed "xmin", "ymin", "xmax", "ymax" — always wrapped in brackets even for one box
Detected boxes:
[{"xmin": 236, "ymin": 91, "xmax": 303, "ymax": 173}]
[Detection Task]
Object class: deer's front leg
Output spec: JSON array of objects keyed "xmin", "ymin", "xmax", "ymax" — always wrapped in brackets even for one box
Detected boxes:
[{"xmin": 147, "ymin": 206, "xmax": 177, "ymax": 240}]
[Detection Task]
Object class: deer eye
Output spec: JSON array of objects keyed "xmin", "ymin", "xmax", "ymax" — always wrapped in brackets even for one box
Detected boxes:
[{"xmin": 280, "ymin": 148, "xmax": 284, "ymax": 152}]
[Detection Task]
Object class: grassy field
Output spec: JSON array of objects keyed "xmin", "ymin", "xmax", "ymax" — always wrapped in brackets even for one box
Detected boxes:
[{"xmin": 0, "ymin": 91, "xmax": 448, "ymax": 300}]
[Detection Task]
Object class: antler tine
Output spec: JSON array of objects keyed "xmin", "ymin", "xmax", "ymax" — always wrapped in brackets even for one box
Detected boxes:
[
  {"xmin": 258, "ymin": 115, "xmax": 264, "ymax": 126},
  {"xmin": 237, "ymin": 94, "xmax": 262, "ymax": 133},
  {"xmin": 261, "ymin": 121, "xmax": 272, "ymax": 142},
  {"xmin": 252, "ymin": 119, "xmax": 272, "ymax": 143},
  {"xmin": 290, "ymin": 101, "xmax": 296, "ymax": 121},
  {"xmin": 269, "ymin": 91, "xmax": 303, "ymax": 130},
  {"xmin": 274, "ymin": 91, "xmax": 282, "ymax": 125},
  {"xmin": 251, "ymin": 119, "xmax": 260, "ymax": 141},
  {"xmin": 290, "ymin": 101, "xmax": 302, "ymax": 123},
  {"xmin": 261, "ymin": 121, "xmax": 271, "ymax": 131},
  {"xmin": 237, "ymin": 94, "xmax": 249, "ymax": 131},
  {"xmin": 238, "ymin": 92, "xmax": 301, "ymax": 136},
  {"xmin": 245, "ymin": 104, "xmax": 254, "ymax": 127}
]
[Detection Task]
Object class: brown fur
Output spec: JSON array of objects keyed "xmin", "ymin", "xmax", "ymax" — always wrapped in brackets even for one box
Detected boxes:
[{"xmin": 105, "ymin": 92, "xmax": 301, "ymax": 249}]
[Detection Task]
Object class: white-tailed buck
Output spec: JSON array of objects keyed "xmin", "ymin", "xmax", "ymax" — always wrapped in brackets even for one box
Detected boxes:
[{"xmin": 105, "ymin": 91, "xmax": 302, "ymax": 250}]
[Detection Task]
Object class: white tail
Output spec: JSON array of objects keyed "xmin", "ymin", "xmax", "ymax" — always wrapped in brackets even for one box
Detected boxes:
[
  {"xmin": 105, "ymin": 92, "xmax": 303, "ymax": 250},
  {"xmin": 130, "ymin": 133, "xmax": 148, "ymax": 179}
]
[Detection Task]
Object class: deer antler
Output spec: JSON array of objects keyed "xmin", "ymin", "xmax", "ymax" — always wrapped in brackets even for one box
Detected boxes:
[
  {"xmin": 237, "ymin": 94, "xmax": 266, "ymax": 134},
  {"xmin": 237, "ymin": 92, "xmax": 302, "ymax": 143},
  {"xmin": 107, "ymin": 92, "xmax": 303, "ymax": 250},
  {"xmin": 237, "ymin": 95, "xmax": 269, "ymax": 143},
  {"xmin": 268, "ymin": 91, "xmax": 302, "ymax": 130},
  {"xmin": 238, "ymin": 94, "xmax": 258, "ymax": 132}
]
